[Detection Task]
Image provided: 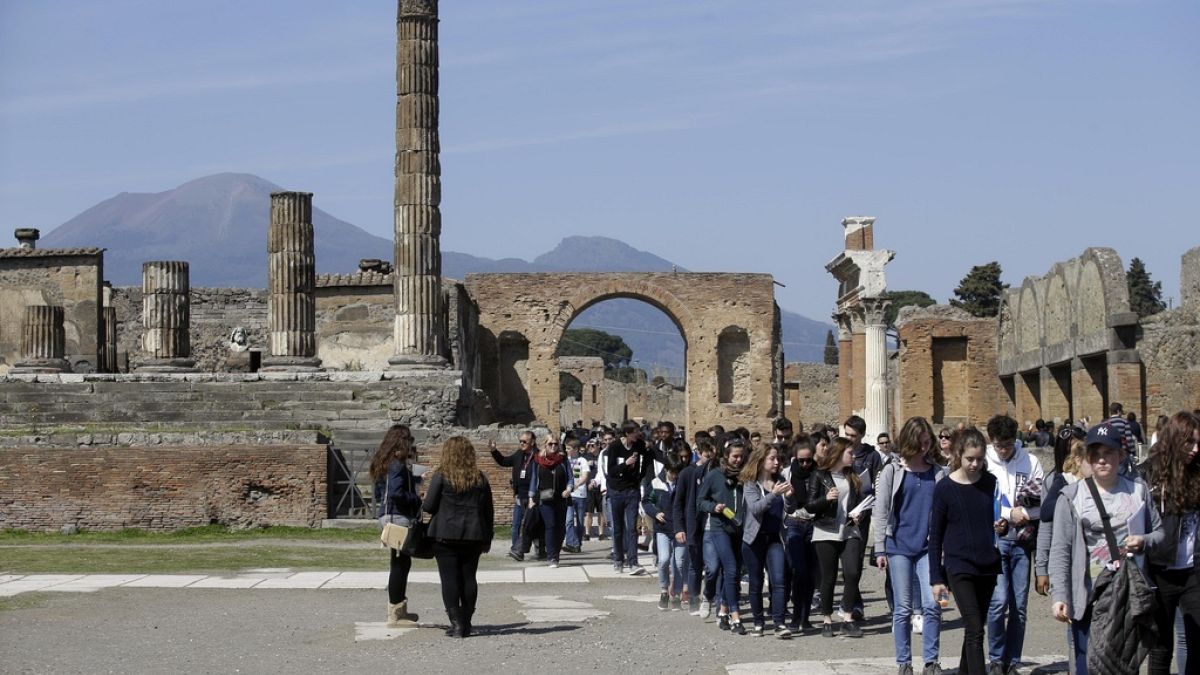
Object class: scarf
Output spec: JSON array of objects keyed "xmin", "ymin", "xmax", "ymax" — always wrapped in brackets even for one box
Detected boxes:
[{"xmin": 535, "ymin": 452, "xmax": 565, "ymax": 469}]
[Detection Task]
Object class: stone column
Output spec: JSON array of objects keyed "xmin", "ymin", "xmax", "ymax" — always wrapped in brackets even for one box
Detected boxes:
[
  {"xmin": 12, "ymin": 305, "xmax": 70, "ymax": 373},
  {"xmin": 138, "ymin": 261, "xmax": 195, "ymax": 371},
  {"xmin": 263, "ymin": 191, "xmax": 322, "ymax": 372},
  {"xmin": 99, "ymin": 307, "xmax": 118, "ymax": 373},
  {"xmin": 390, "ymin": 0, "xmax": 447, "ymax": 368},
  {"xmin": 861, "ymin": 297, "xmax": 891, "ymax": 439}
]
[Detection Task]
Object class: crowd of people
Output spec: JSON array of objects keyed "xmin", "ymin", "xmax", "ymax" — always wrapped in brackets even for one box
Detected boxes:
[{"xmin": 371, "ymin": 405, "xmax": 1199, "ymax": 675}]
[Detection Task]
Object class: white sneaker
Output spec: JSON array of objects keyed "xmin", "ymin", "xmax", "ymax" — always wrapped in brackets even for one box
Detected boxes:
[
  {"xmin": 628, "ymin": 565, "xmax": 646, "ymax": 576},
  {"xmin": 699, "ymin": 600, "xmax": 712, "ymax": 620},
  {"xmin": 912, "ymin": 613, "xmax": 923, "ymax": 634}
]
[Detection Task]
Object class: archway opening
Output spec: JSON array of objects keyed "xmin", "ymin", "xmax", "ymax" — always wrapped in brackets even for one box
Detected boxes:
[{"xmin": 555, "ymin": 297, "xmax": 686, "ymax": 432}]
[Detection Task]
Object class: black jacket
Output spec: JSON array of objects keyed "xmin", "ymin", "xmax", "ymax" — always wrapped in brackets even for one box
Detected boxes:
[
  {"xmin": 606, "ymin": 438, "xmax": 650, "ymax": 492},
  {"xmin": 696, "ymin": 467, "xmax": 744, "ymax": 535},
  {"xmin": 673, "ymin": 463, "xmax": 708, "ymax": 540},
  {"xmin": 642, "ymin": 474, "xmax": 678, "ymax": 535},
  {"xmin": 804, "ymin": 469, "xmax": 865, "ymax": 529},
  {"xmin": 491, "ymin": 446, "xmax": 535, "ymax": 497},
  {"xmin": 422, "ymin": 472, "xmax": 495, "ymax": 545}
]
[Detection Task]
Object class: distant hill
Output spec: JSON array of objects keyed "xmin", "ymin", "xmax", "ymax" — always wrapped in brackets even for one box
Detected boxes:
[{"xmin": 40, "ymin": 173, "xmax": 832, "ymax": 363}]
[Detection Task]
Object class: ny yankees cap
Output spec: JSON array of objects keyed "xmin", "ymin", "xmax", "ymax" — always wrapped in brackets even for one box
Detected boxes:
[{"xmin": 1085, "ymin": 423, "xmax": 1123, "ymax": 452}]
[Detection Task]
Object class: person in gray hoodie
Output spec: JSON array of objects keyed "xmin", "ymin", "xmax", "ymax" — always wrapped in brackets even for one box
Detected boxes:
[{"xmin": 1049, "ymin": 422, "xmax": 1163, "ymax": 675}]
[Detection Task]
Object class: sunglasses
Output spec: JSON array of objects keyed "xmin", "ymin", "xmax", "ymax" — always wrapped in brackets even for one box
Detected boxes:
[{"xmin": 938, "ymin": 435, "xmax": 951, "ymax": 440}]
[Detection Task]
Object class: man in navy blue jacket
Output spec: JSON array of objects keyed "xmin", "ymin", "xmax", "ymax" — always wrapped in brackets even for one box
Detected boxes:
[{"xmin": 674, "ymin": 439, "xmax": 714, "ymax": 614}]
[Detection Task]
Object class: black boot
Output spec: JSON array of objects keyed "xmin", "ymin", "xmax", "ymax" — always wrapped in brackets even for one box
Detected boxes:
[
  {"xmin": 461, "ymin": 608, "xmax": 473, "ymax": 638},
  {"xmin": 445, "ymin": 608, "xmax": 462, "ymax": 638}
]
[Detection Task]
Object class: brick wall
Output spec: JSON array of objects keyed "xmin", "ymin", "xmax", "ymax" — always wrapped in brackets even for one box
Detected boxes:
[
  {"xmin": 0, "ymin": 444, "xmax": 326, "ymax": 531},
  {"xmin": 896, "ymin": 306, "xmax": 1000, "ymax": 429}
]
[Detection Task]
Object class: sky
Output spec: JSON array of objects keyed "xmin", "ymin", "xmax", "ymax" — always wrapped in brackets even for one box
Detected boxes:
[{"xmin": 1, "ymin": 0, "xmax": 1197, "ymax": 321}]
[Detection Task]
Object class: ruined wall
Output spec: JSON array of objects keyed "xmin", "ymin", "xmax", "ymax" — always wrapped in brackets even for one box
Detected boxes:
[
  {"xmin": 0, "ymin": 249, "xmax": 103, "ymax": 373},
  {"xmin": 897, "ymin": 305, "xmax": 1000, "ymax": 429},
  {"xmin": 0, "ymin": 443, "xmax": 327, "ymax": 531},
  {"xmin": 467, "ymin": 272, "xmax": 779, "ymax": 433},
  {"xmin": 558, "ymin": 356, "xmax": 605, "ymax": 425},
  {"xmin": 782, "ymin": 362, "xmax": 839, "ymax": 431},
  {"xmin": 1138, "ymin": 246, "xmax": 1200, "ymax": 417},
  {"xmin": 111, "ymin": 276, "xmax": 479, "ymax": 378}
]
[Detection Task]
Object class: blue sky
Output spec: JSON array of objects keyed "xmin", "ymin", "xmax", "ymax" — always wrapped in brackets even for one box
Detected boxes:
[{"xmin": 1, "ymin": 0, "xmax": 1196, "ymax": 321}]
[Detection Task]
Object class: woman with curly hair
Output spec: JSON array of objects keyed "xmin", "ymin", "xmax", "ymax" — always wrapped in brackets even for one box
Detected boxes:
[
  {"xmin": 422, "ymin": 436, "xmax": 495, "ymax": 638},
  {"xmin": 1140, "ymin": 411, "xmax": 1200, "ymax": 675},
  {"xmin": 370, "ymin": 424, "xmax": 421, "ymax": 627}
]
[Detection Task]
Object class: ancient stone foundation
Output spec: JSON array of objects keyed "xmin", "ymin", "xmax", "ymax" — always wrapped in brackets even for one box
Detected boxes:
[{"xmin": 263, "ymin": 191, "xmax": 322, "ymax": 372}]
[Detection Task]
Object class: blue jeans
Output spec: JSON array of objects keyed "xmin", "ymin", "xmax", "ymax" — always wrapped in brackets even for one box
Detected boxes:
[
  {"xmin": 655, "ymin": 532, "xmax": 687, "ymax": 594},
  {"xmin": 609, "ymin": 487, "xmax": 640, "ymax": 567},
  {"xmin": 566, "ymin": 496, "xmax": 587, "ymax": 548},
  {"xmin": 888, "ymin": 552, "xmax": 941, "ymax": 666},
  {"xmin": 510, "ymin": 498, "xmax": 526, "ymax": 550},
  {"xmin": 987, "ymin": 538, "xmax": 1031, "ymax": 665},
  {"xmin": 703, "ymin": 529, "xmax": 722, "ymax": 603},
  {"xmin": 785, "ymin": 522, "xmax": 816, "ymax": 627},
  {"xmin": 1067, "ymin": 609, "xmax": 1091, "ymax": 675},
  {"xmin": 538, "ymin": 500, "xmax": 566, "ymax": 561},
  {"xmin": 743, "ymin": 531, "xmax": 787, "ymax": 627},
  {"xmin": 709, "ymin": 528, "xmax": 743, "ymax": 614}
]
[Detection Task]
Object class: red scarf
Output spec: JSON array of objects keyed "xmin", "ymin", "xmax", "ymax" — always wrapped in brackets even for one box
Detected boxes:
[{"xmin": 535, "ymin": 452, "xmax": 565, "ymax": 469}]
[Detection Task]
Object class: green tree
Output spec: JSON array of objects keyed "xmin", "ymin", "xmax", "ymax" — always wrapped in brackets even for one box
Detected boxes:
[
  {"xmin": 1127, "ymin": 257, "xmax": 1166, "ymax": 317},
  {"xmin": 882, "ymin": 290, "xmax": 938, "ymax": 327},
  {"xmin": 950, "ymin": 262, "xmax": 1008, "ymax": 317},
  {"xmin": 823, "ymin": 330, "xmax": 838, "ymax": 365},
  {"xmin": 557, "ymin": 328, "xmax": 633, "ymax": 369}
]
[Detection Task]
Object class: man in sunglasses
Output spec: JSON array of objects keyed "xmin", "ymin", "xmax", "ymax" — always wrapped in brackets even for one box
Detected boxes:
[{"xmin": 490, "ymin": 431, "xmax": 540, "ymax": 558}]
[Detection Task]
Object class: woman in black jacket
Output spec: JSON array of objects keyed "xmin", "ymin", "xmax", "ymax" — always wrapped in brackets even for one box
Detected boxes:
[
  {"xmin": 529, "ymin": 437, "xmax": 571, "ymax": 567},
  {"xmin": 422, "ymin": 436, "xmax": 496, "ymax": 638},
  {"xmin": 371, "ymin": 424, "xmax": 421, "ymax": 627},
  {"xmin": 1141, "ymin": 411, "xmax": 1200, "ymax": 675},
  {"xmin": 804, "ymin": 436, "xmax": 867, "ymax": 638}
]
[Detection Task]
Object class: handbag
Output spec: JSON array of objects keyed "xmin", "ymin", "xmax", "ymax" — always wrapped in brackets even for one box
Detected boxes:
[
  {"xmin": 401, "ymin": 518, "xmax": 435, "ymax": 559},
  {"xmin": 380, "ymin": 522, "xmax": 410, "ymax": 550}
]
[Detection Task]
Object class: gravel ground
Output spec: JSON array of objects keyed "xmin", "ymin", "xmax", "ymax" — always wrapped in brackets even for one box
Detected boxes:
[{"xmin": 0, "ymin": 542, "xmax": 1085, "ymax": 675}]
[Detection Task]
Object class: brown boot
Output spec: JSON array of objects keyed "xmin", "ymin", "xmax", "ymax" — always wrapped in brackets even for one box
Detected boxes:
[{"xmin": 387, "ymin": 600, "xmax": 419, "ymax": 627}]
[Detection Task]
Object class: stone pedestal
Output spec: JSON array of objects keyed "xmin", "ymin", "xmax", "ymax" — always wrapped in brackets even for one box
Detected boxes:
[
  {"xmin": 862, "ymin": 297, "xmax": 890, "ymax": 439},
  {"xmin": 390, "ymin": 0, "xmax": 447, "ymax": 369},
  {"xmin": 263, "ymin": 191, "xmax": 322, "ymax": 372},
  {"xmin": 12, "ymin": 305, "xmax": 70, "ymax": 373},
  {"xmin": 138, "ymin": 261, "xmax": 196, "ymax": 372}
]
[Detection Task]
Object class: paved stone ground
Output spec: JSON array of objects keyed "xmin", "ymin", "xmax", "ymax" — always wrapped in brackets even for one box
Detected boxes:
[{"xmin": 0, "ymin": 541, "xmax": 1087, "ymax": 674}]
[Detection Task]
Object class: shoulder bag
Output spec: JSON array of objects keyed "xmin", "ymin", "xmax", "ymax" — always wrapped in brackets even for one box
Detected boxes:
[{"xmin": 379, "ymin": 472, "xmax": 411, "ymax": 550}]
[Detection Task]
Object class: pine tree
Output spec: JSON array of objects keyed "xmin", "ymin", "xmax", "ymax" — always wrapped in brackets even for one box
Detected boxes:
[
  {"xmin": 882, "ymin": 290, "xmax": 938, "ymax": 327},
  {"xmin": 823, "ymin": 330, "xmax": 838, "ymax": 365},
  {"xmin": 1127, "ymin": 257, "xmax": 1166, "ymax": 317},
  {"xmin": 950, "ymin": 261, "xmax": 1008, "ymax": 318}
]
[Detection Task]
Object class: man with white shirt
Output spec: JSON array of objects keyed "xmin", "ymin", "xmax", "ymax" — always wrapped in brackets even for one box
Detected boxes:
[{"xmin": 984, "ymin": 414, "xmax": 1045, "ymax": 675}]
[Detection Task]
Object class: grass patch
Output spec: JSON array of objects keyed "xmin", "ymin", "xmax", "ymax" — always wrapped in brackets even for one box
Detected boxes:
[
  {"xmin": 0, "ymin": 525, "xmax": 377, "ymax": 544},
  {"xmin": 0, "ymin": 592, "xmax": 54, "ymax": 613},
  {"xmin": 0, "ymin": 544, "xmax": 430, "ymax": 574}
]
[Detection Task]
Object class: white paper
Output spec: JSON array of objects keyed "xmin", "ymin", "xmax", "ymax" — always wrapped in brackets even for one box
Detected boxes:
[
  {"xmin": 411, "ymin": 464, "xmax": 429, "ymax": 477},
  {"xmin": 849, "ymin": 495, "xmax": 875, "ymax": 520}
]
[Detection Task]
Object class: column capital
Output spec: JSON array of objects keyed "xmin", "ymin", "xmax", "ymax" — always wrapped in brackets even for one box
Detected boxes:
[{"xmin": 860, "ymin": 296, "xmax": 891, "ymax": 327}]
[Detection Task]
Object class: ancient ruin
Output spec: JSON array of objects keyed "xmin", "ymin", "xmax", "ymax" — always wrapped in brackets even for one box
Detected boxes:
[
  {"xmin": 826, "ymin": 217, "xmax": 894, "ymax": 439},
  {"xmin": 264, "ymin": 192, "xmax": 322, "ymax": 372}
]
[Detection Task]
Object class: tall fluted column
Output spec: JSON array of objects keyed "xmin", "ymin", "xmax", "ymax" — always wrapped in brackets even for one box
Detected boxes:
[
  {"xmin": 262, "ymin": 191, "xmax": 322, "ymax": 372},
  {"xmin": 390, "ymin": 0, "xmax": 447, "ymax": 368},
  {"xmin": 12, "ymin": 305, "xmax": 70, "ymax": 373},
  {"xmin": 138, "ymin": 261, "xmax": 195, "ymax": 371},
  {"xmin": 862, "ymin": 297, "xmax": 891, "ymax": 440},
  {"xmin": 100, "ymin": 307, "xmax": 118, "ymax": 373}
]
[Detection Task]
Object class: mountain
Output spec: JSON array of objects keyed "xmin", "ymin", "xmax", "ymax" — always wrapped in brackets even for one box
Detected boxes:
[
  {"xmin": 40, "ymin": 173, "xmax": 832, "ymax": 362},
  {"xmin": 41, "ymin": 173, "xmax": 393, "ymax": 287}
]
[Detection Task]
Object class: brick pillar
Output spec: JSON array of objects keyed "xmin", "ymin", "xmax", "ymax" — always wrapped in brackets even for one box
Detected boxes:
[
  {"xmin": 835, "ymin": 313, "xmax": 853, "ymax": 421},
  {"xmin": 842, "ymin": 216, "xmax": 876, "ymax": 251},
  {"xmin": 138, "ymin": 261, "xmax": 195, "ymax": 372},
  {"xmin": 263, "ymin": 192, "xmax": 322, "ymax": 372},
  {"xmin": 851, "ymin": 330, "xmax": 867, "ymax": 415},
  {"xmin": 1040, "ymin": 366, "xmax": 1070, "ymax": 424},
  {"xmin": 1071, "ymin": 357, "xmax": 1106, "ymax": 424},
  {"xmin": 390, "ymin": 0, "xmax": 447, "ymax": 369},
  {"xmin": 1014, "ymin": 371, "xmax": 1040, "ymax": 425},
  {"xmin": 12, "ymin": 305, "xmax": 70, "ymax": 373},
  {"xmin": 1107, "ymin": 350, "xmax": 1144, "ymax": 421}
]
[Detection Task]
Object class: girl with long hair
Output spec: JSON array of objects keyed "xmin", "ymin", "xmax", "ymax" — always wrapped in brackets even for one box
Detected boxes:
[
  {"xmin": 929, "ymin": 429, "xmax": 1008, "ymax": 675},
  {"xmin": 783, "ymin": 438, "xmax": 818, "ymax": 634},
  {"xmin": 805, "ymin": 436, "xmax": 867, "ymax": 638},
  {"xmin": 1035, "ymin": 427, "xmax": 1089, "ymax": 597},
  {"xmin": 529, "ymin": 436, "xmax": 571, "ymax": 567},
  {"xmin": 741, "ymin": 443, "xmax": 793, "ymax": 637},
  {"xmin": 370, "ymin": 424, "xmax": 421, "ymax": 627},
  {"xmin": 871, "ymin": 416, "xmax": 948, "ymax": 674},
  {"xmin": 422, "ymin": 436, "xmax": 495, "ymax": 638},
  {"xmin": 1140, "ymin": 411, "xmax": 1200, "ymax": 675}
]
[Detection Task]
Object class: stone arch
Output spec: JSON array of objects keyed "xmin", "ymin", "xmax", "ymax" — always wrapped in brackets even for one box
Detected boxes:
[
  {"xmin": 550, "ymin": 280, "xmax": 695, "ymax": 343},
  {"xmin": 1075, "ymin": 258, "xmax": 1107, "ymax": 338},
  {"xmin": 998, "ymin": 294, "xmax": 1017, "ymax": 362},
  {"xmin": 1017, "ymin": 281, "xmax": 1042, "ymax": 354},
  {"xmin": 1043, "ymin": 267, "xmax": 1072, "ymax": 347},
  {"xmin": 717, "ymin": 325, "xmax": 751, "ymax": 404}
]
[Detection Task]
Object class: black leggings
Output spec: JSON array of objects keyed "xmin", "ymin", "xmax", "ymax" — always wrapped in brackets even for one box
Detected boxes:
[
  {"xmin": 949, "ymin": 572, "xmax": 998, "ymax": 675},
  {"xmin": 434, "ymin": 540, "xmax": 484, "ymax": 616},
  {"xmin": 1149, "ymin": 566, "xmax": 1200, "ymax": 675},
  {"xmin": 388, "ymin": 548, "xmax": 412, "ymax": 604},
  {"xmin": 813, "ymin": 537, "xmax": 864, "ymax": 618}
]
